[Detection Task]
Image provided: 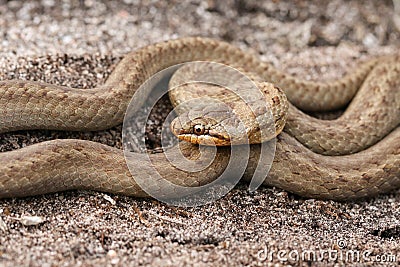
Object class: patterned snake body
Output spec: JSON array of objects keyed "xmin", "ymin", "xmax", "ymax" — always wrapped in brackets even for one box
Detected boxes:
[{"xmin": 0, "ymin": 37, "xmax": 399, "ymax": 200}]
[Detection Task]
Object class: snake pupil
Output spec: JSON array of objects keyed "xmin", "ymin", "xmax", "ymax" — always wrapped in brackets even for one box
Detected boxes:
[{"xmin": 193, "ymin": 125, "xmax": 205, "ymax": 135}]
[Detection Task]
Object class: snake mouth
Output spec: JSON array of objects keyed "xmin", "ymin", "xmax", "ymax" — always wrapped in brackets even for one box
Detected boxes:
[
  {"xmin": 177, "ymin": 133, "xmax": 231, "ymax": 146},
  {"xmin": 170, "ymin": 118, "xmax": 231, "ymax": 146}
]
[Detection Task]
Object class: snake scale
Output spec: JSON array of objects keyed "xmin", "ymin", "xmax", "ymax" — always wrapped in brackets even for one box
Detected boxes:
[{"xmin": 0, "ymin": 37, "xmax": 399, "ymax": 200}]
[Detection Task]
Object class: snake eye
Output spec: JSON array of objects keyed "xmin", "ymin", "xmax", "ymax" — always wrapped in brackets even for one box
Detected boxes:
[{"xmin": 193, "ymin": 124, "xmax": 205, "ymax": 135}]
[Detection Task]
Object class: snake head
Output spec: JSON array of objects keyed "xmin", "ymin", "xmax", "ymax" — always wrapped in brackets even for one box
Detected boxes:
[
  {"xmin": 169, "ymin": 82, "xmax": 287, "ymax": 146},
  {"xmin": 170, "ymin": 97, "xmax": 275, "ymax": 146},
  {"xmin": 170, "ymin": 113, "xmax": 233, "ymax": 146}
]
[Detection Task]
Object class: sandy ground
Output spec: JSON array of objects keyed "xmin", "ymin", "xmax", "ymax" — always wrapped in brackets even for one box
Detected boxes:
[{"xmin": 0, "ymin": 0, "xmax": 400, "ymax": 266}]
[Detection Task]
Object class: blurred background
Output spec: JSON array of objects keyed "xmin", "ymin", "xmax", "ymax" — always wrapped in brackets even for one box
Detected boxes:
[{"xmin": 1, "ymin": 0, "xmax": 399, "ymax": 57}]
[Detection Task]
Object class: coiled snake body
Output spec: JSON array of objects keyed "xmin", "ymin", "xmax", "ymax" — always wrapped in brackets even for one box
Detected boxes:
[{"xmin": 0, "ymin": 37, "xmax": 399, "ymax": 200}]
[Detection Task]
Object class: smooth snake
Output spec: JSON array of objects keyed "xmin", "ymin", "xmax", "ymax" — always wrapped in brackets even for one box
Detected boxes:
[{"xmin": 0, "ymin": 37, "xmax": 399, "ymax": 201}]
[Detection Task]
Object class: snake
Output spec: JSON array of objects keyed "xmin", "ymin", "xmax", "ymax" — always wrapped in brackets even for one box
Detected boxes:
[{"xmin": 0, "ymin": 37, "xmax": 399, "ymax": 201}]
